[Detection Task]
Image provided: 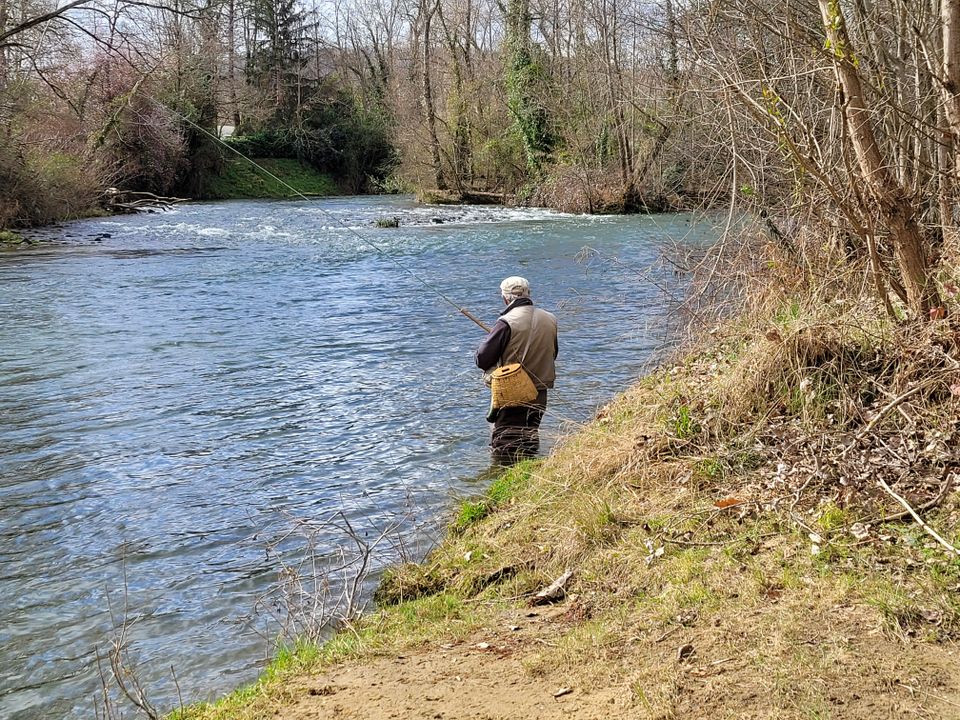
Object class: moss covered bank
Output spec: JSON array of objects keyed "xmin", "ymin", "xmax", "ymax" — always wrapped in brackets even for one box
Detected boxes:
[{"xmin": 204, "ymin": 158, "xmax": 338, "ymax": 200}]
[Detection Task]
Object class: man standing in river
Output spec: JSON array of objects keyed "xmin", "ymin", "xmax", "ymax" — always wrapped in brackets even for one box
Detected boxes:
[{"xmin": 475, "ymin": 276, "xmax": 558, "ymax": 463}]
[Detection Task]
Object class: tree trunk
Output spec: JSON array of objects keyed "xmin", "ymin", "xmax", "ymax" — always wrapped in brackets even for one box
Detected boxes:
[
  {"xmin": 438, "ymin": 4, "xmax": 472, "ymax": 191},
  {"xmin": 421, "ymin": 0, "xmax": 445, "ymax": 190},
  {"xmin": 664, "ymin": 0, "xmax": 679, "ymax": 85},
  {"xmin": 0, "ymin": 0, "xmax": 7, "ymax": 89},
  {"xmin": 228, "ymin": 0, "xmax": 241, "ymax": 128},
  {"xmin": 942, "ymin": 0, "xmax": 960, "ymax": 138},
  {"xmin": 818, "ymin": 0, "xmax": 940, "ymax": 316},
  {"xmin": 941, "ymin": 0, "xmax": 960, "ymax": 229}
]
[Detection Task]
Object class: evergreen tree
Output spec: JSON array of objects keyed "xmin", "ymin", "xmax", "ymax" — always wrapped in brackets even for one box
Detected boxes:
[{"xmin": 248, "ymin": 0, "xmax": 307, "ymax": 116}]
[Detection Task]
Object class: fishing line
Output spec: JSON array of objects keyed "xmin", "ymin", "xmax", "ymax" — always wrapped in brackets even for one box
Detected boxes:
[{"xmin": 153, "ymin": 99, "xmax": 491, "ymax": 332}]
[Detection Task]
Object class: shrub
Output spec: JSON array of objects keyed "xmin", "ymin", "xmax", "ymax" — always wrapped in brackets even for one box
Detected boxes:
[
  {"xmin": 0, "ymin": 138, "xmax": 102, "ymax": 228},
  {"xmin": 231, "ymin": 84, "xmax": 397, "ymax": 193}
]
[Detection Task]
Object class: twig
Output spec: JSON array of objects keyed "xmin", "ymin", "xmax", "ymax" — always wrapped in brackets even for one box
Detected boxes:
[
  {"xmin": 654, "ymin": 626, "xmax": 680, "ymax": 643},
  {"xmin": 877, "ymin": 477, "xmax": 960, "ymax": 557},
  {"xmin": 171, "ymin": 665, "xmax": 184, "ymax": 717},
  {"xmin": 877, "ymin": 466, "xmax": 956, "ymax": 523},
  {"xmin": 845, "ymin": 368, "xmax": 960, "ymax": 454},
  {"xmin": 897, "ymin": 683, "xmax": 960, "ymax": 709}
]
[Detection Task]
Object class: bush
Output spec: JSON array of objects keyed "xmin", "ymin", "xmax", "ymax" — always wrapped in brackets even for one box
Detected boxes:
[
  {"xmin": 0, "ymin": 140, "xmax": 102, "ymax": 228},
  {"xmin": 223, "ymin": 131, "xmax": 298, "ymax": 160},
  {"xmin": 94, "ymin": 91, "xmax": 187, "ymax": 196},
  {"xmin": 293, "ymin": 89, "xmax": 396, "ymax": 192},
  {"xmin": 230, "ymin": 84, "xmax": 397, "ymax": 193}
]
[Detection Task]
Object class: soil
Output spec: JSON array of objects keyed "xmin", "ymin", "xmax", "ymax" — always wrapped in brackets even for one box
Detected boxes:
[
  {"xmin": 267, "ymin": 602, "xmax": 960, "ymax": 720},
  {"xmin": 281, "ymin": 608, "xmax": 626, "ymax": 720}
]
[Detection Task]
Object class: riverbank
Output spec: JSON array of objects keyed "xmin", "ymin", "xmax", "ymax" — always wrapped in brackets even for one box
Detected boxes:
[
  {"xmin": 175, "ymin": 295, "xmax": 960, "ymax": 719},
  {"xmin": 0, "ymin": 157, "xmax": 339, "ymax": 232},
  {"xmin": 415, "ymin": 176, "xmax": 708, "ymax": 215},
  {"xmin": 204, "ymin": 157, "xmax": 339, "ymax": 200}
]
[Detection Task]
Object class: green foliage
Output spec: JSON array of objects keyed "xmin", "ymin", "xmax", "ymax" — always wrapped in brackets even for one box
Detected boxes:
[
  {"xmin": 92, "ymin": 71, "xmax": 190, "ymax": 196},
  {"xmin": 292, "ymin": 89, "xmax": 397, "ymax": 192},
  {"xmin": 477, "ymin": 134, "xmax": 527, "ymax": 191},
  {"xmin": 671, "ymin": 404, "xmax": 698, "ymax": 439},
  {"xmin": 773, "ymin": 299, "xmax": 803, "ymax": 325},
  {"xmin": 455, "ymin": 499, "xmax": 489, "ymax": 529},
  {"xmin": 373, "ymin": 174, "xmax": 415, "ymax": 195},
  {"xmin": 231, "ymin": 85, "xmax": 396, "ymax": 193},
  {"xmin": 504, "ymin": 0, "xmax": 554, "ymax": 174},
  {"xmin": 816, "ymin": 503, "xmax": 848, "ymax": 532},
  {"xmin": 506, "ymin": 51, "xmax": 554, "ymax": 172},
  {"xmin": 167, "ymin": 74, "xmax": 222, "ymax": 198},
  {"xmin": 695, "ymin": 456, "xmax": 725, "ymax": 480},
  {"xmin": 488, "ymin": 460, "xmax": 536, "ymax": 502},
  {"xmin": 247, "ymin": 0, "xmax": 311, "ymax": 109},
  {"xmin": 222, "ymin": 131, "xmax": 297, "ymax": 160},
  {"xmin": 0, "ymin": 140, "xmax": 102, "ymax": 228}
]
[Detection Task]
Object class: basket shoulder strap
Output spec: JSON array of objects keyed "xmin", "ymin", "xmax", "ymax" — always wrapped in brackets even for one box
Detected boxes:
[{"xmin": 520, "ymin": 308, "xmax": 538, "ymax": 366}]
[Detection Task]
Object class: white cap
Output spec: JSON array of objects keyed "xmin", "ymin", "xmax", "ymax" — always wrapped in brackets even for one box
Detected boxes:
[{"xmin": 499, "ymin": 276, "xmax": 531, "ymax": 298}]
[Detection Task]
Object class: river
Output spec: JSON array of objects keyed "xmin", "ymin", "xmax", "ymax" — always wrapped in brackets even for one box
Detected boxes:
[{"xmin": 0, "ymin": 196, "xmax": 716, "ymax": 718}]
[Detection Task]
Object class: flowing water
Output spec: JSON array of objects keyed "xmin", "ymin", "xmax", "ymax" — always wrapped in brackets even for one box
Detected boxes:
[{"xmin": 0, "ymin": 196, "xmax": 717, "ymax": 718}]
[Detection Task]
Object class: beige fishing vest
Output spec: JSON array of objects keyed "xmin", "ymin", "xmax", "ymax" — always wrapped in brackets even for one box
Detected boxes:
[{"xmin": 500, "ymin": 305, "xmax": 558, "ymax": 390}]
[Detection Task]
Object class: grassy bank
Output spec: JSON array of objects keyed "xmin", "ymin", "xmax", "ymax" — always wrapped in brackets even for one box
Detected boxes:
[
  {"xmin": 205, "ymin": 157, "xmax": 338, "ymax": 200},
  {"xmin": 173, "ymin": 292, "xmax": 960, "ymax": 719}
]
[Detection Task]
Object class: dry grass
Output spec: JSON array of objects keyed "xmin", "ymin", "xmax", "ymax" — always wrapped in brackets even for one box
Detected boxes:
[{"xmin": 361, "ymin": 288, "xmax": 960, "ymax": 717}]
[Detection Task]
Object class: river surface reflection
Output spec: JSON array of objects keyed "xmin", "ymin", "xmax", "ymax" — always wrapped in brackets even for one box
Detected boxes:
[{"xmin": 0, "ymin": 196, "xmax": 716, "ymax": 717}]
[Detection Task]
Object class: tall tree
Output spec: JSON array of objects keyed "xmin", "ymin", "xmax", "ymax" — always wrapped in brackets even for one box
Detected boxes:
[
  {"xmin": 504, "ymin": 0, "xmax": 553, "ymax": 172},
  {"xmin": 818, "ymin": 0, "xmax": 940, "ymax": 315},
  {"xmin": 249, "ymin": 0, "xmax": 306, "ymax": 113}
]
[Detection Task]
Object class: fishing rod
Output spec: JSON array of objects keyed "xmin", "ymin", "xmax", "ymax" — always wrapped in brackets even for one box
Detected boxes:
[{"xmin": 156, "ymin": 100, "xmax": 492, "ymax": 333}]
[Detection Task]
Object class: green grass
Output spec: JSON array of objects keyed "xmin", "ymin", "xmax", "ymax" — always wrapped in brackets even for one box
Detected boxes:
[
  {"xmin": 206, "ymin": 157, "xmax": 338, "ymax": 200},
  {"xmin": 816, "ymin": 503, "xmax": 849, "ymax": 532},
  {"xmin": 453, "ymin": 460, "xmax": 539, "ymax": 531},
  {"xmin": 670, "ymin": 403, "xmax": 699, "ymax": 439},
  {"xmin": 0, "ymin": 230, "xmax": 23, "ymax": 244}
]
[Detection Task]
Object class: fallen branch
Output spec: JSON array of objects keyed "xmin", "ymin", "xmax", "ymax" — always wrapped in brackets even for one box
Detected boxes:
[
  {"xmin": 897, "ymin": 683, "xmax": 960, "ymax": 709},
  {"xmin": 877, "ymin": 465, "xmax": 956, "ymax": 523},
  {"xmin": 105, "ymin": 188, "xmax": 190, "ymax": 211},
  {"xmin": 845, "ymin": 368, "xmax": 960, "ymax": 455},
  {"xmin": 877, "ymin": 476, "xmax": 960, "ymax": 557},
  {"xmin": 530, "ymin": 569, "xmax": 574, "ymax": 605}
]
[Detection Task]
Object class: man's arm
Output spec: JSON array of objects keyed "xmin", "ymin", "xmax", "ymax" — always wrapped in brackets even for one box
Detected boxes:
[{"xmin": 475, "ymin": 320, "xmax": 511, "ymax": 371}]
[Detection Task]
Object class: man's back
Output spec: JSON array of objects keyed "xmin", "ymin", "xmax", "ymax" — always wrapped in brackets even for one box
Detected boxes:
[{"xmin": 499, "ymin": 304, "xmax": 557, "ymax": 389}]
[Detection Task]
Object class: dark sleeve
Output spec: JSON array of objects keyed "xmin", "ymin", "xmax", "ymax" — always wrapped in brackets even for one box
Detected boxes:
[
  {"xmin": 475, "ymin": 319, "xmax": 511, "ymax": 371},
  {"xmin": 554, "ymin": 333, "xmax": 559, "ymax": 359}
]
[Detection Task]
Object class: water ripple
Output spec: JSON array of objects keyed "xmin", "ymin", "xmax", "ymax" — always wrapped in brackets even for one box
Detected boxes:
[{"xmin": 0, "ymin": 196, "xmax": 713, "ymax": 718}]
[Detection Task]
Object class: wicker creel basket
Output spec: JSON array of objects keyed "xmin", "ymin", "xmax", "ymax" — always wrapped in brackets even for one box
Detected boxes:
[{"xmin": 490, "ymin": 363, "xmax": 538, "ymax": 409}]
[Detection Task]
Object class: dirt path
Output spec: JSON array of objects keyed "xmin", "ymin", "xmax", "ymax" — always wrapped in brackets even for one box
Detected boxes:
[
  {"xmin": 266, "ymin": 601, "xmax": 960, "ymax": 720},
  {"xmin": 285, "ymin": 647, "xmax": 619, "ymax": 720},
  {"xmin": 282, "ymin": 612, "xmax": 624, "ymax": 720}
]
